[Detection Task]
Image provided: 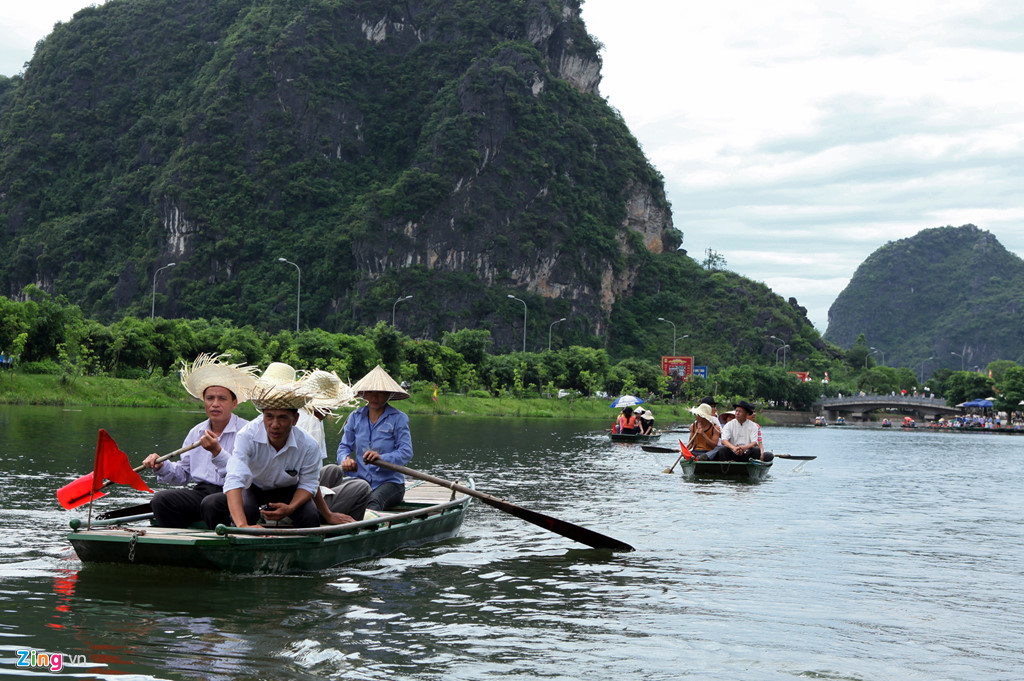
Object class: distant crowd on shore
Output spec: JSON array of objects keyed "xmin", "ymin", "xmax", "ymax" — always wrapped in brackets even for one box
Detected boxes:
[{"xmin": 933, "ymin": 412, "xmax": 1024, "ymax": 430}]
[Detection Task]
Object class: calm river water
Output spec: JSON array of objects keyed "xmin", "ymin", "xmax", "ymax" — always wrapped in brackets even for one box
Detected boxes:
[{"xmin": 0, "ymin": 405, "xmax": 1021, "ymax": 680}]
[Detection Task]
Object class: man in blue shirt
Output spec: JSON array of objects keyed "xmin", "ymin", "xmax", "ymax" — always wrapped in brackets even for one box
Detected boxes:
[{"xmin": 334, "ymin": 365, "xmax": 414, "ymax": 511}]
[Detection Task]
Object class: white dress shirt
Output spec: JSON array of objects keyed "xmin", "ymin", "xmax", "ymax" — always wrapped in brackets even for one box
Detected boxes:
[
  {"xmin": 224, "ymin": 418, "xmax": 322, "ymax": 495},
  {"xmin": 156, "ymin": 413, "xmax": 248, "ymax": 486},
  {"xmin": 721, "ymin": 418, "xmax": 760, "ymax": 448}
]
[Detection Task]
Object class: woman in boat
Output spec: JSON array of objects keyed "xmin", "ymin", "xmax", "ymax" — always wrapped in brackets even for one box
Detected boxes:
[
  {"xmin": 337, "ymin": 365, "xmax": 414, "ymax": 512},
  {"xmin": 615, "ymin": 406, "xmax": 639, "ymax": 434},
  {"xmin": 634, "ymin": 407, "xmax": 655, "ymax": 435},
  {"xmin": 688, "ymin": 402, "xmax": 721, "ymax": 459}
]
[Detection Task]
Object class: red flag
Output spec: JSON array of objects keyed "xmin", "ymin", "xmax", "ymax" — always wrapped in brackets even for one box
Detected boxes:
[
  {"xmin": 57, "ymin": 430, "xmax": 153, "ymax": 509},
  {"xmin": 93, "ymin": 430, "xmax": 153, "ymax": 495},
  {"xmin": 678, "ymin": 439, "xmax": 696, "ymax": 461}
]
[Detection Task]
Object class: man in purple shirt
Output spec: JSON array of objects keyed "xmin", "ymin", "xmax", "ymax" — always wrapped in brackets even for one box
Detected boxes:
[{"xmin": 142, "ymin": 354, "xmax": 256, "ymax": 528}]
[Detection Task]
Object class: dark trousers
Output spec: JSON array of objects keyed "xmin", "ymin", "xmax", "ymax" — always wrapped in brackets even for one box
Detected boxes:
[
  {"xmin": 707, "ymin": 445, "xmax": 770, "ymax": 462},
  {"xmin": 151, "ymin": 482, "xmax": 222, "ymax": 528},
  {"xmin": 201, "ymin": 484, "xmax": 320, "ymax": 529},
  {"xmin": 319, "ymin": 465, "xmax": 371, "ymax": 519},
  {"xmin": 368, "ymin": 482, "xmax": 405, "ymax": 512}
]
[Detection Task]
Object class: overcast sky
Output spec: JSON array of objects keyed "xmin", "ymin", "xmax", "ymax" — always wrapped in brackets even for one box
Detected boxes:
[{"xmin": 3, "ymin": 1, "xmax": 1023, "ymax": 332}]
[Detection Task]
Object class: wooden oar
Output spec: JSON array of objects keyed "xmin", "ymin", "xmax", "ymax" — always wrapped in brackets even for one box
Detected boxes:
[
  {"xmin": 373, "ymin": 460, "xmax": 634, "ymax": 552},
  {"xmin": 642, "ymin": 445, "xmax": 817, "ymax": 461},
  {"xmin": 57, "ymin": 441, "xmax": 200, "ymax": 510}
]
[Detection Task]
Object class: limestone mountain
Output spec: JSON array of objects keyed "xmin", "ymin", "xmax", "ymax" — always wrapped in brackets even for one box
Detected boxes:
[
  {"xmin": 824, "ymin": 225, "xmax": 1024, "ymax": 371},
  {"xmin": 0, "ymin": 0, "xmax": 825, "ymax": 363}
]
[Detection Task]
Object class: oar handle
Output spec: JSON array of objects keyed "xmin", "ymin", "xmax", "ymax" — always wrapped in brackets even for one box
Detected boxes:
[{"xmin": 131, "ymin": 441, "xmax": 202, "ymax": 473}]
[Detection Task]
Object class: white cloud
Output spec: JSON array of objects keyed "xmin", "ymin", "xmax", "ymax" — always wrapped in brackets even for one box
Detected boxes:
[{"xmin": 583, "ymin": 0, "xmax": 1024, "ymax": 333}]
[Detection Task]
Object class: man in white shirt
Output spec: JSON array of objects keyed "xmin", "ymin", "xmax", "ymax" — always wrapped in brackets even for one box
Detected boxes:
[
  {"xmin": 707, "ymin": 400, "xmax": 772, "ymax": 462},
  {"xmin": 201, "ymin": 384, "xmax": 323, "ymax": 529},
  {"xmin": 142, "ymin": 354, "xmax": 256, "ymax": 528}
]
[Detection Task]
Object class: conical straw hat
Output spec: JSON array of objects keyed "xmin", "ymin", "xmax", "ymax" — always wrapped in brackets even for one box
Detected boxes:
[
  {"xmin": 298, "ymin": 369, "xmax": 357, "ymax": 415},
  {"xmin": 179, "ymin": 353, "xmax": 258, "ymax": 402},
  {"xmin": 351, "ymin": 365, "xmax": 409, "ymax": 401}
]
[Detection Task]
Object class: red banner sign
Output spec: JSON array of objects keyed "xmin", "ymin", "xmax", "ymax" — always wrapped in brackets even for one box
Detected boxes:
[
  {"xmin": 662, "ymin": 356, "xmax": 693, "ymax": 381},
  {"xmin": 788, "ymin": 371, "xmax": 811, "ymax": 383}
]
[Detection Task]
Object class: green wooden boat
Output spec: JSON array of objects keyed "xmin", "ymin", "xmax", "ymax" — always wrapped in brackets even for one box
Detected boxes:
[
  {"xmin": 67, "ymin": 481, "xmax": 472, "ymax": 573},
  {"xmin": 608, "ymin": 431, "xmax": 659, "ymax": 443},
  {"xmin": 677, "ymin": 458, "xmax": 772, "ymax": 482}
]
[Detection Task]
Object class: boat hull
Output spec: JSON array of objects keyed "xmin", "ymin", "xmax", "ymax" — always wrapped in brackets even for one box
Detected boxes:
[
  {"xmin": 677, "ymin": 459, "xmax": 772, "ymax": 482},
  {"xmin": 609, "ymin": 432, "xmax": 659, "ymax": 443},
  {"xmin": 69, "ymin": 487, "xmax": 471, "ymax": 573}
]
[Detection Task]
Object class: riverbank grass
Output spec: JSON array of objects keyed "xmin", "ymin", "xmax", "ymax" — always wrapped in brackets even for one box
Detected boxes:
[{"xmin": 0, "ymin": 371, "xmax": 695, "ymax": 424}]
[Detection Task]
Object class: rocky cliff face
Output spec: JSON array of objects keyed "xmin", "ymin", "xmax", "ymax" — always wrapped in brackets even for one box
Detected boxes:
[
  {"xmin": 0, "ymin": 0, "xmax": 677, "ymax": 344},
  {"xmin": 825, "ymin": 225, "xmax": 1024, "ymax": 370}
]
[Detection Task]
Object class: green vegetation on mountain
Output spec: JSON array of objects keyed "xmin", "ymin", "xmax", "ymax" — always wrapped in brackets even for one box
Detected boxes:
[
  {"xmin": 0, "ymin": 0, "xmax": 841, "ymax": 370},
  {"xmin": 825, "ymin": 225, "xmax": 1024, "ymax": 374}
]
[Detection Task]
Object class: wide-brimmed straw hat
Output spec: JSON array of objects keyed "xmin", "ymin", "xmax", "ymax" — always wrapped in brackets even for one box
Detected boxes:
[
  {"xmin": 258, "ymin": 362, "xmax": 297, "ymax": 386},
  {"xmin": 689, "ymin": 402, "xmax": 716, "ymax": 424},
  {"xmin": 180, "ymin": 353, "xmax": 258, "ymax": 402},
  {"xmin": 248, "ymin": 383, "xmax": 313, "ymax": 411},
  {"xmin": 298, "ymin": 369, "xmax": 357, "ymax": 415},
  {"xmin": 351, "ymin": 365, "xmax": 409, "ymax": 401},
  {"xmin": 638, "ymin": 409, "xmax": 654, "ymax": 421}
]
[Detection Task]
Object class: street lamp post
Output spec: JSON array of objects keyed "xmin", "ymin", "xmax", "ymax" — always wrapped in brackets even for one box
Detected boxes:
[
  {"xmin": 548, "ymin": 317, "xmax": 566, "ymax": 351},
  {"xmin": 392, "ymin": 295, "xmax": 413, "ymax": 326},
  {"xmin": 150, "ymin": 262, "xmax": 176, "ymax": 319},
  {"xmin": 951, "ymin": 351, "xmax": 964, "ymax": 371},
  {"xmin": 870, "ymin": 347, "xmax": 885, "ymax": 366},
  {"xmin": 657, "ymin": 318, "xmax": 677, "ymax": 355},
  {"xmin": 277, "ymin": 258, "xmax": 301, "ymax": 332},
  {"xmin": 769, "ymin": 335, "xmax": 785, "ymax": 366},
  {"xmin": 508, "ymin": 295, "xmax": 526, "ymax": 353},
  {"xmin": 920, "ymin": 356, "xmax": 935, "ymax": 383},
  {"xmin": 775, "ymin": 344, "xmax": 790, "ymax": 368}
]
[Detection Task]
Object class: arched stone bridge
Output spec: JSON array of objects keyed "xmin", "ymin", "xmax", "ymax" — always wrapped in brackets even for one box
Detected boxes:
[{"xmin": 814, "ymin": 395, "xmax": 961, "ymax": 422}]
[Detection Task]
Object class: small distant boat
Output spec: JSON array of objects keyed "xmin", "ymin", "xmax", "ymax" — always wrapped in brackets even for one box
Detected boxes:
[
  {"xmin": 814, "ymin": 416, "xmax": 828, "ymax": 427},
  {"xmin": 677, "ymin": 458, "xmax": 773, "ymax": 482},
  {"xmin": 834, "ymin": 417, "xmax": 847, "ymax": 425},
  {"xmin": 881, "ymin": 419, "xmax": 892, "ymax": 428},
  {"xmin": 609, "ymin": 431, "xmax": 659, "ymax": 443}
]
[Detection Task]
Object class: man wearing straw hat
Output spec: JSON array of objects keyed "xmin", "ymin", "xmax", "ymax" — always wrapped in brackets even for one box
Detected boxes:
[
  {"xmin": 298, "ymin": 369, "xmax": 372, "ymax": 523},
  {"xmin": 142, "ymin": 354, "xmax": 257, "ymax": 528},
  {"xmin": 337, "ymin": 365, "xmax": 414, "ymax": 512},
  {"xmin": 201, "ymin": 382, "xmax": 324, "ymax": 529}
]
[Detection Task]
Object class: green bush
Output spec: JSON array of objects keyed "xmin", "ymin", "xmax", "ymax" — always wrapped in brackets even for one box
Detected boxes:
[
  {"xmin": 468, "ymin": 389, "xmax": 490, "ymax": 398},
  {"xmin": 19, "ymin": 360, "xmax": 61, "ymax": 374}
]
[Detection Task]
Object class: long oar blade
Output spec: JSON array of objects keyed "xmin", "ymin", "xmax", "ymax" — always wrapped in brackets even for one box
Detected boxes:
[
  {"xmin": 642, "ymin": 445, "xmax": 677, "ymax": 454},
  {"xmin": 774, "ymin": 453, "xmax": 817, "ymax": 460},
  {"xmin": 375, "ymin": 461, "xmax": 634, "ymax": 552}
]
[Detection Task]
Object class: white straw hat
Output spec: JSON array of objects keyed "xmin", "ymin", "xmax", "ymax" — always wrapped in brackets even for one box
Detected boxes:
[
  {"xmin": 179, "ymin": 353, "xmax": 258, "ymax": 402},
  {"xmin": 298, "ymin": 369, "xmax": 357, "ymax": 415},
  {"xmin": 351, "ymin": 365, "xmax": 409, "ymax": 401},
  {"xmin": 258, "ymin": 362, "xmax": 297, "ymax": 385},
  {"xmin": 688, "ymin": 402, "xmax": 716, "ymax": 424},
  {"xmin": 248, "ymin": 383, "xmax": 313, "ymax": 411}
]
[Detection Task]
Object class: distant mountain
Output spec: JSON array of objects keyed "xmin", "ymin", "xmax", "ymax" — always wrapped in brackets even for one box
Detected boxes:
[
  {"xmin": 0, "ymin": 0, "xmax": 828, "ymax": 365},
  {"xmin": 825, "ymin": 225, "xmax": 1024, "ymax": 371}
]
